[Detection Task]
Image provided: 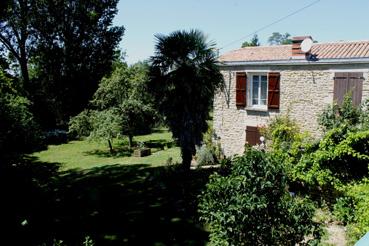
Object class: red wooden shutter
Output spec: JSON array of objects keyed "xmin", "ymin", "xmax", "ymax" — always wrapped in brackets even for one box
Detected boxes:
[
  {"xmin": 268, "ymin": 72, "xmax": 280, "ymax": 109},
  {"xmin": 236, "ymin": 72, "xmax": 247, "ymax": 107},
  {"xmin": 246, "ymin": 126, "xmax": 261, "ymax": 146},
  {"xmin": 334, "ymin": 72, "xmax": 363, "ymax": 106}
]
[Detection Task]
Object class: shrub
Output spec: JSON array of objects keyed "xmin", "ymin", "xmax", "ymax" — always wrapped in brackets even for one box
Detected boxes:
[
  {"xmin": 195, "ymin": 125, "xmax": 223, "ymax": 166},
  {"xmin": 198, "ymin": 150, "xmax": 320, "ymax": 245},
  {"xmin": 0, "ymin": 70, "xmax": 42, "ymax": 163},
  {"xmin": 318, "ymin": 95, "xmax": 362, "ymax": 132},
  {"xmin": 262, "ymin": 114, "xmax": 301, "ymax": 151},
  {"xmin": 43, "ymin": 129, "xmax": 68, "ymax": 145},
  {"xmin": 196, "ymin": 144, "xmax": 215, "ymax": 166},
  {"xmin": 333, "ymin": 181, "xmax": 369, "ymax": 244}
]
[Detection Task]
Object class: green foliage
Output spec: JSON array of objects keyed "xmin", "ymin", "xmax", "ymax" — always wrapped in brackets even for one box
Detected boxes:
[
  {"xmin": 332, "ymin": 181, "xmax": 369, "ymax": 244},
  {"xmin": 241, "ymin": 34, "xmax": 260, "ymax": 47},
  {"xmin": 195, "ymin": 144, "xmax": 215, "ymax": 166},
  {"xmin": 268, "ymin": 32, "xmax": 292, "ymax": 45},
  {"xmin": 291, "ymin": 127, "xmax": 369, "ymax": 193},
  {"xmin": 0, "ymin": 69, "xmax": 41, "ymax": 162},
  {"xmin": 318, "ymin": 95, "xmax": 362, "ymax": 131},
  {"xmin": 68, "ymin": 110, "xmax": 93, "ymax": 139},
  {"xmin": 198, "ymin": 150, "xmax": 320, "ymax": 245},
  {"xmin": 88, "ymin": 110, "xmax": 121, "ymax": 143},
  {"xmin": 69, "ymin": 62, "xmax": 156, "ymax": 150},
  {"xmin": 333, "ymin": 196, "xmax": 355, "ymax": 224},
  {"xmin": 149, "ymin": 29, "xmax": 224, "ymax": 169},
  {"xmin": 262, "ymin": 114, "xmax": 302, "ymax": 151},
  {"xmin": 195, "ymin": 125, "xmax": 223, "ymax": 166},
  {"xmin": 1, "ymin": 0, "xmax": 125, "ymax": 128},
  {"xmin": 264, "ymin": 105, "xmax": 369, "ymax": 193}
]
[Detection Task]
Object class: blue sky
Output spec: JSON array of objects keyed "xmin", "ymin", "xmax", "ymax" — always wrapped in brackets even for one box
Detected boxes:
[{"xmin": 114, "ymin": 0, "xmax": 369, "ymax": 64}]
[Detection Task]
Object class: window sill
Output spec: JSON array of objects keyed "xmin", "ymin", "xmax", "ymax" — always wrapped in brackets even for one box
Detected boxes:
[{"xmin": 245, "ymin": 107, "xmax": 268, "ymax": 112}]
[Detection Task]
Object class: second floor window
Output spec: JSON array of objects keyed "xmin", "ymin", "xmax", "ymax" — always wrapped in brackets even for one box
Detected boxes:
[{"xmin": 250, "ymin": 74, "xmax": 267, "ymax": 107}]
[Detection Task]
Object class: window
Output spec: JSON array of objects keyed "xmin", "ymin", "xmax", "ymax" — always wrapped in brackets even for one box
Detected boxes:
[
  {"xmin": 249, "ymin": 74, "xmax": 268, "ymax": 108},
  {"xmin": 334, "ymin": 72, "xmax": 363, "ymax": 106},
  {"xmin": 235, "ymin": 71, "xmax": 280, "ymax": 110},
  {"xmin": 246, "ymin": 126, "xmax": 261, "ymax": 146}
]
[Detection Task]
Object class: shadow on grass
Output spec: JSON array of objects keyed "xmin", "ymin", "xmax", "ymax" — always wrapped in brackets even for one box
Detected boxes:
[
  {"xmin": 144, "ymin": 139, "xmax": 176, "ymax": 150},
  {"xmin": 1, "ymin": 157, "xmax": 213, "ymax": 245},
  {"xmin": 84, "ymin": 139, "xmax": 176, "ymax": 159},
  {"xmin": 84, "ymin": 147, "xmax": 133, "ymax": 158}
]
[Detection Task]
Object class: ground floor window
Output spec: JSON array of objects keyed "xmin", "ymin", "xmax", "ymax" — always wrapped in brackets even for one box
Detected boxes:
[{"xmin": 246, "ymin": 126, "xmax": 261, "ymax": 146}]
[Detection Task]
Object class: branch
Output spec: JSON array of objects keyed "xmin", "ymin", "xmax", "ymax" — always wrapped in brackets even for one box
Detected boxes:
[{"xmin": 0, "ymin": 32, "xmax": 20, "ymax": 61}]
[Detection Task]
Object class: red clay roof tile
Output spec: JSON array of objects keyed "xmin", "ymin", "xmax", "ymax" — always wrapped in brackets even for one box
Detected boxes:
[{"xmin": 219, "ymin": 40, "xmax": 369, "ymax": 62}]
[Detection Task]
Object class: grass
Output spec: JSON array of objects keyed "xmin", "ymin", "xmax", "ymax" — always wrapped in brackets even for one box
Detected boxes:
[
  {"xmin": 32, "ymin": 129, "xmax": 181, "ymax": 170},
  {"xmin": 2, "ymin": 128, "xmax": 214, "ymax": 245},
  {"xmin": 0, "ymin": 130, "xmax": 213, "ymax": 246},
  {"xmin": 1, "ymin": 158, "xmax": 213, "ymax": 245}
]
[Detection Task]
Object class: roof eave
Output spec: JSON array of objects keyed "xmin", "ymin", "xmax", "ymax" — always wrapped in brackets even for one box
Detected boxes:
[{"xmin": 218, "ymin": 57, "xmax": 369, "ymax": 67}]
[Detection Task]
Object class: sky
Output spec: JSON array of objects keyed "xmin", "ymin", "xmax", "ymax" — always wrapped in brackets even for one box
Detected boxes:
[{"xmin": 114, "ymin": 0, "xmax": 369, "ymax": 64}]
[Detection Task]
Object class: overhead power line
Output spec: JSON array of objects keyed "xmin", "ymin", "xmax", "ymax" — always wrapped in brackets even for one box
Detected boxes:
[{"xmin": 219, "ymin": 0, "xmax": 321, "ymax": 50}]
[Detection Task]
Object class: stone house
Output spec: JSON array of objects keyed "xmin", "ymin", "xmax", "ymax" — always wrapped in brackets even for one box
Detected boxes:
[{"xmin": 214, "ymin": 36, "xmax": 369, "ymax": 156}]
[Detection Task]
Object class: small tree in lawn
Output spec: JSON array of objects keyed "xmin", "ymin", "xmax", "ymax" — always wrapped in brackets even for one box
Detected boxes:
[
  {"xmin": 149, "ymin": 29, "xmax": 224, "ymax": 170},
  {"xmin": 69, "ymin": 61, "xmax": 156, "ymax": 151},
  {"xmin": 92, "ymin": 61, "xmax": 156, "ymax": 148}
]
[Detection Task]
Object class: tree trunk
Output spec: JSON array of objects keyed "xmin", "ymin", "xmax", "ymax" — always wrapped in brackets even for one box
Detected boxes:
[
  {"xmin": 19, "ymin": 55, "xmax": 29, "ymax": 87},
  {"xmin": 128, "ymin": 135, "xmax": 133, "ymax": 149},
  {"xmin": 182, "ymin": 147, "xmax": 193, "ymax": 171},
  {"xmin": 108, "ymin": 139, "xmax": 113, "ymax": 153}
]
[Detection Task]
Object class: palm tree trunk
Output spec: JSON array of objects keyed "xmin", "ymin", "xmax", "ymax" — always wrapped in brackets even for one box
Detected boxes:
[{"xmin": 182, "ymin": 147, "xmax": 193, "ymax": 170}]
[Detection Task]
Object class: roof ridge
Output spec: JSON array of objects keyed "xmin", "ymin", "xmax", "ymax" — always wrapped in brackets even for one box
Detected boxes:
[
  {"xmin": 314, "ymin": 40, "xmax": 369, "ymax": 45},
  {"xmin": 232, "ymin": 44, "xmax": 291, "ymax": 52}
]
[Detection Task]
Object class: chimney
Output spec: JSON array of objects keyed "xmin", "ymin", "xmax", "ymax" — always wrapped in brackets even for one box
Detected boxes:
[{"xmin": 291, "ymin": 36, "xmax": 313, "ymax": 58}]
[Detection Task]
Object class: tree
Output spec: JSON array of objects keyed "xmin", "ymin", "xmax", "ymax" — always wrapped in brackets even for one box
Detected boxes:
[
  {"xmin": 0, "ymin": 0, "xmax": 124, "ymax": 128},
  {"xmin": 0, "ymin": 0, "xmax": 36, "ymax": 88},
  {"xmin": 268, "ymin": 32, "xmax": 292, "ymax": 45},
  {"xmin": 149, "ymin": 29, "xmax": 224, "ymax": 170},
  {"xmin": 31, "ymin": 0, "xmax": 124, "ymax": 128},
  {"xmin": 241, "ymin": 34, "xmax": 260, "ymax": 48},
  {"xmin": 69, "ymin": 62, "xmax": 157, "ymax": 151},
  {"xmin": 0, "ymin": 67, "xmax": 41, "ymax": 163}
]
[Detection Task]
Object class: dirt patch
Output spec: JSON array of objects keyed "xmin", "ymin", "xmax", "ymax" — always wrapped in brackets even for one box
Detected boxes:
[{"xmin": 323, "ymin": 223, "xmax": 347, "ymax": 246}]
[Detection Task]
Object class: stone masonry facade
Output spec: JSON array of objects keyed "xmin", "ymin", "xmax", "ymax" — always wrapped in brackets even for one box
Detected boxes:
[{"xmin": 213, "ymin": 64, "xmax": 369, "ymax": 157}]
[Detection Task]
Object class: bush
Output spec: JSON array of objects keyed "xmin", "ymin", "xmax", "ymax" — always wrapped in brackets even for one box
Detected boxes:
[
  {"xmin": 43, "ymin": 129, "xmax": 68, "ymax": 145},
  {"xmin": 0, "ymin": 70, "xmax": 42, "ymax": 163},
  {"xmin": 333, "ymin": 181, "xmax": 369, "ymax": 244},
  {"xmin": 195, "ymin": 125, "xmax": 223, "ymax": 166},
  {"xmin": 196, "ymin": 144, "xmax": 215, "ymax": 166},
  {"xmin": 198, "ymin": 150, "xmax": 320, "ymax": 245},
  {"xmin": 294, "ymin": 126, "xmax": 369, "ymax": 189},
  {"xmin": 318, "ymin": 95, "xmax": 363, "ymax": 132},
  {"xmin": 262, "ymin": 114, "xmax": 301, "ymax": 151}
]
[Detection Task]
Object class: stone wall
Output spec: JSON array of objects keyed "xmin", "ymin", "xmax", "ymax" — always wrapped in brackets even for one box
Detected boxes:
[{"xmin": 213, "ymin": 64, "xmax": 369, "ymax": 157}]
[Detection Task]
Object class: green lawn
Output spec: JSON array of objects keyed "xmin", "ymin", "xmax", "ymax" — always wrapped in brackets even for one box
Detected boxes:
[{"xmin": 32, "ymin": 129, "xmax": 181, "ymax": 170}]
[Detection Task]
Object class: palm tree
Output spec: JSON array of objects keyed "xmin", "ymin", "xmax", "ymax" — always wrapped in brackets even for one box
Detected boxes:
[{"xmin": 149, "ymin": 29, "xmax": 224, "ymax": 170}]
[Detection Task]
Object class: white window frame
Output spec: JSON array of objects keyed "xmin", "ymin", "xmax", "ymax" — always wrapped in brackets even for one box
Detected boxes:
[{"xmin": 247, "ymin": 72, "xmax": 268, "ymax": 109}]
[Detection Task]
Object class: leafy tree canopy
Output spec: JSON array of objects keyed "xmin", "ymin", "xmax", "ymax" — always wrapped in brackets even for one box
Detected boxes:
[
  {"xmin": 0, "ymin": 0, "xmax": 125, "ymax": 129},
  {"xmin": 69, "ymin": 61, "xmax": 157, "ymax": 151},
  {"xmin": 149, "ymin": 29, "xmax": 224, "ymax": 169},
  {"xmin": 268, "ymin": 32, "xmax": 292, "ymax": 45},
  {"xmin": 241, "ymin": 34, "xmax": 260, "ymax": 47}
]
